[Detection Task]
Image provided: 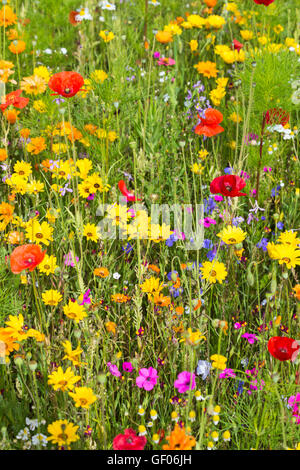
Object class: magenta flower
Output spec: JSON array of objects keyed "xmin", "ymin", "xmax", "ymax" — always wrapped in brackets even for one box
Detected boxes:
[
  {"xmin": 219, "ymin": 368, "xmax": 236, "ymax": 379},
  {"xmin": 123, "ymin": 362, "xmax": 133, "ymax": 373},
  {"xmin": 174, "ymin": 371, "xmax": 196, "ymax": 393},
  {"xmin": 107, "ymin": 362, "xmax": 121, "ymax": 377},
  {"xmin": 136, "ymin": 367, "xmax": 158, "ymax": 391},
  {"xmin": 199, "ymin": 217, "xmax": 216, "ymax": 228},
  {"xmin": 64, "ymin": 251, "xmax": 79, "ymax": 267},
  {"xmin": 79, "ymin": 289, "xmax": 91, "ymax": 305},
  {"xmin": 241, "ymin": 333, "xmax": 258, "ymax": 344},
  {"xmin": 234, "ymin": 322, "xmax": 242, "ymax": 329}
]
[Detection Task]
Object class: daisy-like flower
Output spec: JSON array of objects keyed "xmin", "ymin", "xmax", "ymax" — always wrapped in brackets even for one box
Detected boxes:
[
  {"xmin": 25, "ymin": 219, "xmax": 53, "ymax": 246},
  {"xmin": 32, "ymin": 433, "xmax": 48, "ymax": 447},
  {"xmin": 194, "ymin": 61, "xmax": 218, "ymax": 78},
  {"xmin": 83, "ymin": 223, "xmax": 101, "ymax": 242},
  {"xmin": 42, "ymin": 289, "xmax": 62, "ymax": 306},
  {"xmin": 99, "ymin": 30, "xmax": 115, "ymax": 42},
  {"xmin": 90, "ymin": 69, "xmax": 108, "ymax": 83},
  {"xmin": 48, "ymin": 366, "xmax": 81, "ymax": 392},
  {"xmin": 140, "ymin": 276, "xmax": 163, "ymax": 298},
  {"xmin": 63, "ymin": 300, "xmax": 87, "ymax": 323},
  {"xmin": 21, "ymin": 75, "xmax": 47, "ymax": 95},
  {"xmin": 62, "ymin": 340, "xmax": 83, "ymax": 366},
  {"xmin": 277, "ymin": 231, "xmax": 300, "ymax": 248},
  {"xmin": 69, "ymin": 386, "xmax": 97, "ymax": 408},
  {"xmin": 200, "ymin": 261, "xmax": 227, "ymax": 284},
  {"xmin": 217, "ymin": 225, "xmax": 247, "ymax": 245},
  {"xmin": 47, "ymin": 420, "xmax": 79, "ymax": 448}
]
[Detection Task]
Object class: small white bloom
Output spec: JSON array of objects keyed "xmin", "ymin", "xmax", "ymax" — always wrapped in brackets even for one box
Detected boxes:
[
  {"xmin": 32, "ymin": 433, "xmax": 48, "ymax": 447},
  {"xmin": 113, "ymin": 272, "xmax": 121, "ymax": 279},
  {"xmin": 16, "ymin": 428, "xmax": 31, "ymax": 441}
]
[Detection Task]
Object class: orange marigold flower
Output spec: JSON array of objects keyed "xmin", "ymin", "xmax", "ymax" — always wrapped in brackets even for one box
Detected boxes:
[
  {"xmin": 111, "ymin": 293, "xmax": 131, "ymax": 303},
  {"xmin": 155, "ymin": 30, "xmax": 173, "ymax": 44},
  {"xmin": 153, "ymin": 294, "xmax": 171, "ymax": 307},
  {"xmin": 26, "ymin": 137, "xmax": 46, "ymax": 155},
  {"xmin": 0, "ymin": 6, "xmax": 17, "ymax": 27},
  {"xmin": 19, "ymin": 128, "xmax": 31, "ymax": 139},
  {"xmin": 162, "ymin": 424, "xmax": 196, "ymax": 450},
  {"xmin": 293, "ymin": 284, "xmax": 300, "ymax": 301},
  {"xmin": 148, "ymin": 264, "xmax": 160, "ymax": 274},
  {"xmin": 4, "ymin": 108, "xmax": 20, "ymax": 124},
  {"xmin": 9, "ymin": 40, "xmax": 26, "ymax": 54},
  {"xmin": 194, "ymin": 60, "xmax": 218, "ymax": 78},
  {"xmin": 105, "ymin": 321, "xmax": 117, "ymax": 335},
  {"xmin": 0, "ymin": 149, "xmax": 8, "ymax": 161},
  {"xmin": 94, "ymin": 267, "xmax": 109, "ymax": 278},
  {"xmin": 0, "ymin": 202, "xmax": 14, "ymax": 226}
]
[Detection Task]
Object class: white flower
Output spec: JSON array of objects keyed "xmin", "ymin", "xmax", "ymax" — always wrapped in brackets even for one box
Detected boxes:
[
  {"xmin": 32, "ymin": 433, "xmax": 48, "ymax": 447},
  {"xmin": 113, "ymin": 272, "xmax": 121, "ymax": 279},
  {"xmin": 60, "ymin": 48, "xmax": 67, "ymax": 55},
  {"xmin": 44, "ymin": 48, "xmax": 52, "ymax": 54},
  {"xmin": 99, "ymin": 1, "xmax": 116, "ymax": 10},
  {"xmin": 149, "ymin": 0, "xmax": 160, "ymax": 5},
  {"xmin": 75, "ymin": 7, "xmax": 93, "ymax": 21},
  {"xmin": 16, "ymin": 428, "xmax": 31, "ymax": 441},
  {"xmin": 25, "ymin": 418, "xmax": 39, "ymax": 431}
]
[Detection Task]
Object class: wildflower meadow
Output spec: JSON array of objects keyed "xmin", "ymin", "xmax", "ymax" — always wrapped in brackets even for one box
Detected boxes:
[{"xmin": 0, "ymin": 0, "xmax": 300, "ymax": 453}]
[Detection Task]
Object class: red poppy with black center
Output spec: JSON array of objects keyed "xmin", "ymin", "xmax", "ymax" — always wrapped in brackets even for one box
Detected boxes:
[
  {"xmin": 194, "ymin": 108, "xmax": 224, "ymax": 137},
  {"xmin": 10, "ymin": 244, "xmax": 46, "ymax": 274},
  {"xmin": 113, "ymin": 428, "xmax": 147, "ymax": 450},
  {"xmin": 48, "ymin": 71, "xmax": 84, "ymax": 98},
  {"xmin": 265, "ymin": 108, "xmax": 289, "ymax": 126},
  {"xmin": 0, "ymin": 90, "xmax": 29, "ymax": 112},
  {"xmin": 118, "ymin": 180, "xmax": 142, "ymax": 202},
  {"xmin": 253, "ymin": 0, "xmax": 275, "ymax": 5},
  {"xmin": 210, "ymin": 174, "xmax": 247, "ymax": 197},
  {"xmin": 268, "ymin": 336, "xmax": 299, "ymax": 361}
]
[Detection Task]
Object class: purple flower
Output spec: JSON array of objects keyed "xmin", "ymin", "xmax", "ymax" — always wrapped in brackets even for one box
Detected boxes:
[
  {"xmin": 122, "ymin": 362, "xmax": 133, "ymax": 373},
  {"xmin": 219, "ymin": 368, "xmax": 236, "ymax": 379},
  {"xmin": 107, "ymin": 362, "xmax": 121, "ymax": 377},
  {"xmin": 174, "ymin": 371, "xmax": 196, "ymax": 393},
  {"xmin": 136, "ymin": 367, "xmax": 158, "ymax": 391},
  {"xmin": 241, "ymin": 333, "xmax": 258, "ymax": 344}
]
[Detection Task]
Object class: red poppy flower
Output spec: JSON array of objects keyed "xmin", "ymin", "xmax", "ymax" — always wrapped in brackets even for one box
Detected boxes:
[
  {"xmin": 268, "ymin": 336, "xmax": 300, "ymax": 362},
  {"xmin": 10, "ymin": 244, "xmax": 46, "ymax": 274},
  {"xmin": 113, "ymin": 428, "xmax": 147, "ymax": 450},
  {"xmin": 265, "ymin": 108, "xmax": 289, "ymax": 126},
  {"xmin": 0, "ymin": 90, "xmax": 29, "ymax": 112},
  {"xmin": 210, "ymin": 174, "xmax": 247, "ymax": 197},
  {"xmin": 118, "ymin": 180, "xmax": 142, "ymax": 202},
  {"xmin": 194, "ymin": 108, "xmax": 224, "ymax": 137},
  {"xmin": 69, "ymin": 11, "xmax": 80, "ymax": 26},
  {"xmin": 253, "ymin": 0, "xmax": 275, "ymax": 5},
  {"xmin": 233, "ymin": 39, "xmax": 243, "ymax": 51},
  {"xmin": 48, "ymin": 71, "xmax": 84, "ymax": 98}
]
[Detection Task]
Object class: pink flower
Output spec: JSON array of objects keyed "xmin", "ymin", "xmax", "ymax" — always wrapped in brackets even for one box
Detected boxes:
[
  {"xmin": 214, "ymin": 195, "xmax": 223, "ymax": 202},
  {"xmin": 174, "ymin": 371, "xmax": 196, "ymax": 393},
  {"xmin": 107, "ymin": 362, "xmax": 121, "ymax": 377},
  {"xmin": 234, "ymin": 322, "xmax": 242, "ymax": 329},
  {"xmin": 64, "ymin": 251, "xmax": 79, "ymax": 267},
  {"xmin": 219, "ymin": 368, "xmax": 236, "ymax": 379},
  {"xmin": 241, "ymin": 333, "xmax": 258, "ymax": 344},
  {"xmin": 123, "ymin": 362, "xmax": 134, "ymax": 373},
  {"xmin": 157, "ymin": 57, "xmax": 176, "ymax": 66},
  {"xmin": 136, "ymin": 367, "xmax": 158, "ymax": 391},
  {"xmin": 199, "ymin": 217, "xmax": 216, "ymax": 228}
]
